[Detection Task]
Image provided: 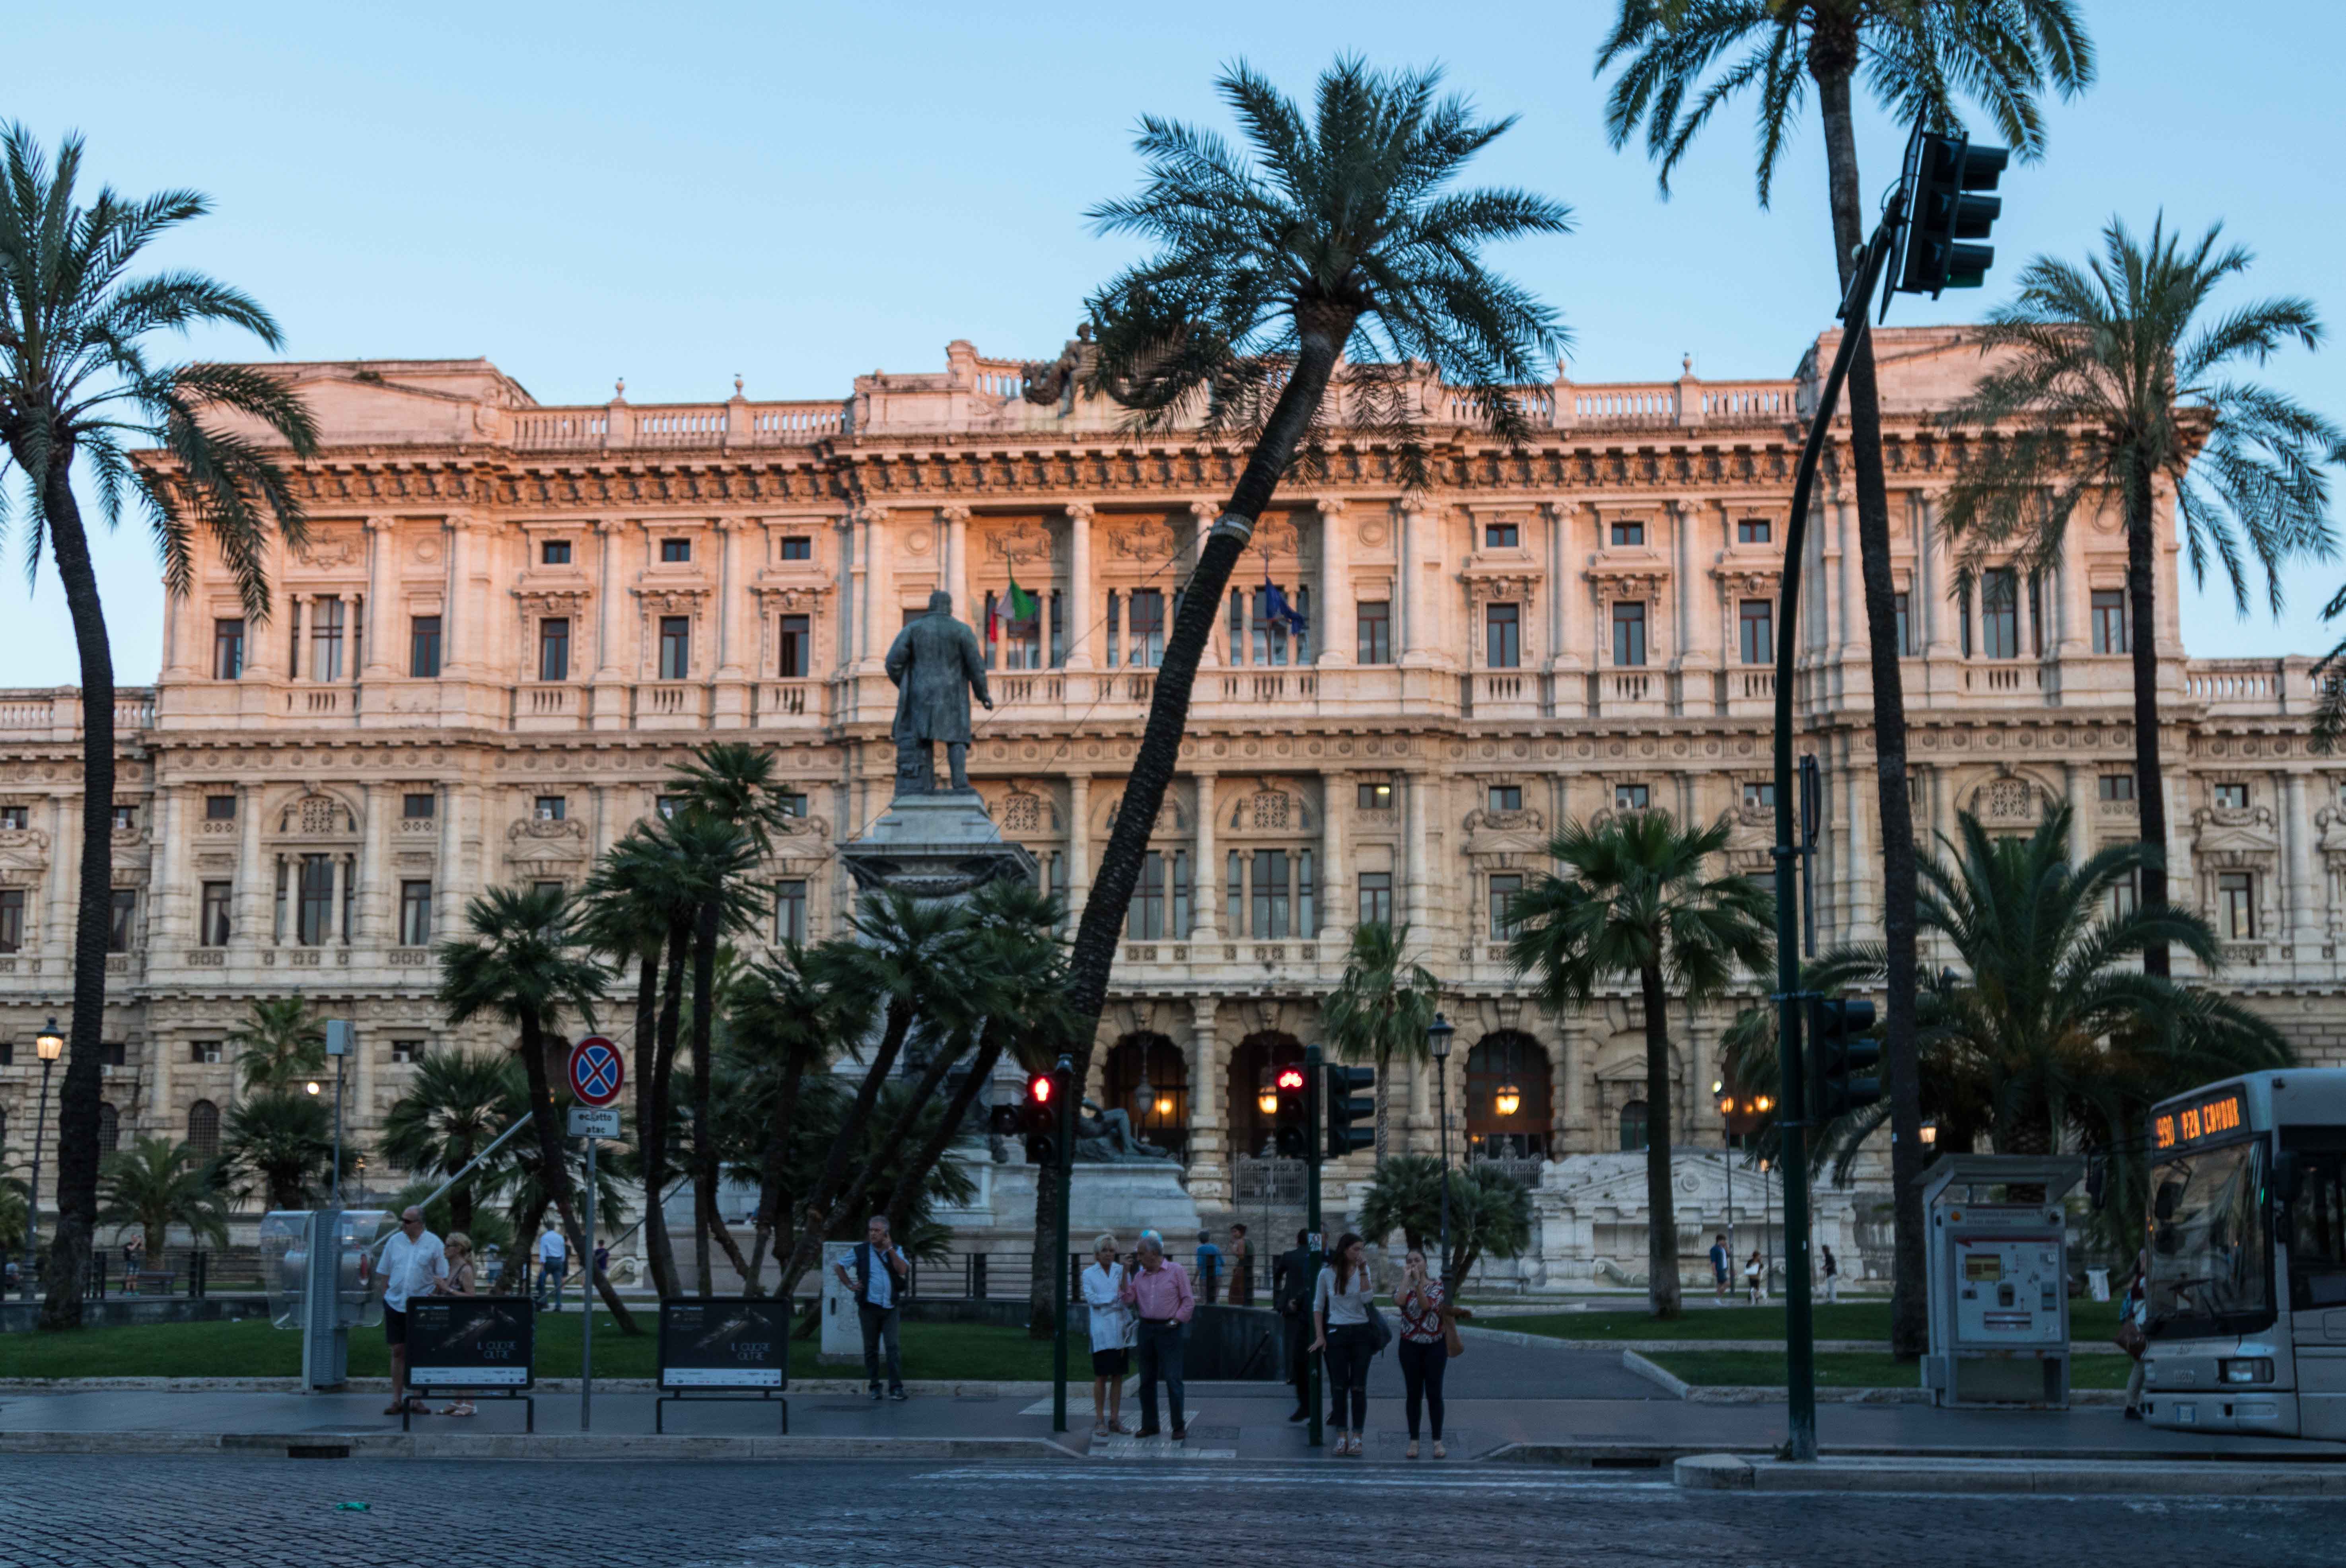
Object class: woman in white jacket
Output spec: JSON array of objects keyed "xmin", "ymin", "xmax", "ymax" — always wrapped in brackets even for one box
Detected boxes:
[{"xmin": 1082, "ymin": 1233, "xmax": 1134, "ymax": 1437}]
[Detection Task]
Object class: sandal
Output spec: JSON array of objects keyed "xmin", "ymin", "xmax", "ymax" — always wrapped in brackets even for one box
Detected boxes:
[
  {"xmin": 1108, "ymin": 1419, "xmax": 1132, "ymax": 1435},
  {"xmin": 1433, "ymin": 1440, "xmax": 1447, "ymax": 1459},
  {"xmin": 1405, "ymin": 1440, "xmax": 1419, "ymax": 1459},
  {"xmin": 443, "ymin": 1403, "xmax": 476, "ymax": 1418},
  {"xmin": 382, "ymin": 1403, "xmax": 406, "ymax": 1416}
]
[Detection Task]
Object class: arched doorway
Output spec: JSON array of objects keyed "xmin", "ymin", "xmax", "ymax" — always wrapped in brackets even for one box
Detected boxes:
[
  {"xmin": 1225, "ymin": 1031, "xmax": 1304, "ymax": 1159},
  {"xmin": 1466, "ymin": 1031, "xmax": 1552, "ymax": 1162},
  {"xmin": 187, "ymin": 1099, "xmax": 221, "ymax": 1160},
  {"xmin": 1102, "ymin": 1033, "xmax": 1189, "ymax": 1161},
  {"xmin": 97, "ymin": 1101, "xmax": 120, "ymax": 1153}
]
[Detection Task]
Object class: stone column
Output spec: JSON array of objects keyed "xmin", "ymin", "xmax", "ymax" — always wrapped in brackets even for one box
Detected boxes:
[
  {"xmin": 1187, "ymin": 996, "xmax": 1228, "ymax": 1203},
  {"xmin": 1191, "ymin": 771, "xmax": 1220, "ymax": 938},
  {"xmin": 1920, "ymin": 494, "xmax": 1960, "ymax": 662},
  {"xmin": 713, "ymin": 516, "xmax": 751, "ymax": 724},
  {"xmin": 1315, "ymin": 498, "xmax": 1352, "ymax": 668},
  {"xmin": 233, "ymin": 783, "xmax": 267, "ymax": 950},
  {"xmin": 941, "ymin": 505, "xmax": 970, "ymax": 623},
  {"xmin": 2063, "ymin": 763, "xmax": 2093, "ymax": 871},
  {"xmin": 356, "ymin": 782, "xmax": 387, "ymax": 944},
  {"xmin": 1397, "ymin": 501, "xmax": 1434, "ymax": 668},
  {"xmin": 360, "ymin": 518, "xmax": 397, "ymax": 680},
  {"xmin": 434, "ymin": 781, "xmax": 465, "ymax": 942},
  {"xmin": 2284, "ymin": 770, "xmax": 2319, "ymax": 952},
  {"xmin": 1320, "ymin": 770, "xmax": 1349, "ymax": 938},
  {"xmin": 1404, "ymin": 770, "xmax": 1432, "ymax": 940},
  {"xmin": 440, "ymin": 523, "xmax": 470, "ymax": 676},
  {"xmin": 1064, "ymin": 502, "xmax": 1096, "ymax": 671},
  {"xmin": 857, "ymin": 508, "xmax": 894, "ymax": 672},
  {"xmin": 1066, "ymin": 774, "xmax": 1092, "ymax": 926}
]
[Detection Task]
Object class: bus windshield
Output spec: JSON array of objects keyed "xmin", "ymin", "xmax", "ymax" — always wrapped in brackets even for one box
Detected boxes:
[{"xmin": 2147, "ymin": 1138, "xmax": 2272, "ymax": 1337}]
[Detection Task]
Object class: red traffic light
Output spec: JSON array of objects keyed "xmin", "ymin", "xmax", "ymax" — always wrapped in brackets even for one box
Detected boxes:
[
  {"xmin": 1027, "ymin": 1071, "xmax": 1055, "ymax": 1105},
  {"xmin": 1274, "ymin": 1066, "xmax": 1306, "ymax": 1093}
]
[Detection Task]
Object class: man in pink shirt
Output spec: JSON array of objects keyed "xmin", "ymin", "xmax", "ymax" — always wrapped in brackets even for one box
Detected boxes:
[{"xmin": 1117, "ymin": 1228, "xmax": 1194, "ymax": 1440}]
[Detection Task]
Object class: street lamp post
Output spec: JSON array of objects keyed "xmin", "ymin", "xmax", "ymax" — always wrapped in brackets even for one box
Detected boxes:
[
  {"xmin": 1427, "ymin": 1013, "xmax": 1454, "ymax": 1280},
  {"xmin": 23, "ymin": 1018, "xmax": 63, "ymax": 1300}
]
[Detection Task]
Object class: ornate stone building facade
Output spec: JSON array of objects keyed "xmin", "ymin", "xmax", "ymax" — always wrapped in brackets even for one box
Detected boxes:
[{"xmin": 2, "ymin": 327, "xmax": 2339, "ymax": 1276}]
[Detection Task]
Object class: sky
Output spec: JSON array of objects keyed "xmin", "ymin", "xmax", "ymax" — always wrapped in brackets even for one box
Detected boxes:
[{"xmin": 5, "ymin": 0, "xmax": 2343, "ymax": 685}]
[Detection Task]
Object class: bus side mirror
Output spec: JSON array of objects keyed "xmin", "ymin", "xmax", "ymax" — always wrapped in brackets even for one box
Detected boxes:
[
  {"xmin": 2272, "ymin": 1152, "xmax": 2301, "ymax": 1206},
  {"xmin": 2153, "ymin": 1183, "xmax": 2180, "ymax": 1223}
]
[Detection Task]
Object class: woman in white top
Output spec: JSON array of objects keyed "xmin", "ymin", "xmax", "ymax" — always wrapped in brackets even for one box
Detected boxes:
[
  {"xmin": 1309, "ymin": 1231, "xmax": 1377, "ymax": 1457},
  {"xmin": 1080, "ymin": 1233, "xmax": 1134, "ymax": 1437}
]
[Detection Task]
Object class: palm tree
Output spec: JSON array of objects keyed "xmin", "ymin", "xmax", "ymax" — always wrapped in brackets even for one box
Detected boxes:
[
  {"xmin": 97, "ymin": 1136, "xmax": 229, "ymax": 1259},
  {"xmin": 1507, "ymin": 810, "xmax": 1772, "ymax": 1318},
  {"xmin": 378, "ymin": 1049, "xmax": 524, "ymax": 1238},
  {"xmin": 1357, "ymin": 1153, "xmax": 1535, "ymax": 1289},
  {"xmin": 0, "ymin": 127, "xmax": 319, "ymax": 1329},
  {"xmin": 436, "ymin": 883, "xmax": 636, "ymax": 1332},
  {"xmin": 1596, "ymin": 0, "xmax": 2095, "ymax": 1358},
  {"xmin": 219, "ymin": 1091, "xmax": 342, "ymax": 1214},
  {"xmin": 1943, "ymin": 217, "xmax": 2342, "ymax": 973},
  {"xmin": 230, "ymin": 997, "xmax": 326, "ymax": 1096},
  {"xmin": 727, "ymin": 942, "xmax": 858, "ymax": 1293},
  {"xmin": 1322, "ymin": 922, "xmax": 1440, "ymax": 1161}
]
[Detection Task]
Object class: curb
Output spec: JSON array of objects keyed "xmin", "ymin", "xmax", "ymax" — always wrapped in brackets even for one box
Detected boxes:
[
  {"xmin": 0, "ymin": 1377, "xmax": 1060, "ymax": 1397},
  {"xmin": 1672, "ymin": 1453, "xmax": 2346, "ymax": 1496},
  {"xmin": 1618, "ymin": 1350, "xmax": 1691, "ymax": 1400},
  {"xmin": 0, "ymin": 1430, "xmax": 1085, "ymax": 1462}
]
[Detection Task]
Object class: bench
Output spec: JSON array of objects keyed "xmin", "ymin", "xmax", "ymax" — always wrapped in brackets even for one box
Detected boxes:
[{"xmin": 122, "ymin": 1270, "xmax": 177, "ymax": 1296}]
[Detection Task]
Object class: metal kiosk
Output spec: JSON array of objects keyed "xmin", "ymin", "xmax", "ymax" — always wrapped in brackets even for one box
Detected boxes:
[
  {"xmin": 259, "ymin": 1208, "xmax": 389, "ymax": 1392},
  {"xmin": 1920, "ymin": 1154, "xmax": 2084, "ymax": 1408},
  {"xmin": 657, "ymin": 1298, "xmax": 791, "ymax": 1433}
]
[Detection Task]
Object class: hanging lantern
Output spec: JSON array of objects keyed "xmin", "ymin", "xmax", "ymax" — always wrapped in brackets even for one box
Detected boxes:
[
  {"xmin": 1495, "ymin": 1082, "xmax": 1522, "ymax": 1117},
  {"xmin": 1257, "ymin": 1079, "xmax": 1280, "ymax": 1116}
]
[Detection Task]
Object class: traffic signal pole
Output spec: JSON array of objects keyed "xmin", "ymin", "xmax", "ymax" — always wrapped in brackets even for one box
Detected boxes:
[
  {"xmin": 1052, "ymin": 1053, "xmax": 1073, "ymax": 1435},
  {"xmin": 1304, "ymin": 1043, "xmax": 1324, "ymax": 1451}
]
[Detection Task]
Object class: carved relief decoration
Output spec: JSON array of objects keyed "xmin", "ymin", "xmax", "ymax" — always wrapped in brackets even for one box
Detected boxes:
[{"xmin": 986, "ymin": 519, "xmax": 1053, "ymax": 568}]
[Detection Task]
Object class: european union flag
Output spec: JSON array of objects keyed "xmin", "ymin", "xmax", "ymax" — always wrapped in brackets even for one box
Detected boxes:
[{"xmin": 1263, "ymin": 580, "xmax": 1308, "ymax": 635}]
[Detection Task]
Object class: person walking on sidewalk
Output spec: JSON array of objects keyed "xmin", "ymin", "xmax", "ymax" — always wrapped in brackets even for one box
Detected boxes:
[
  {"xmin": 1119, "ymin": 1229, "xmax": 1194, "ymax": 1440},
  {"xmin": 1394, "ymin": 1246, "xmax": 1462, "ymax": 1459},
  {"xmin": 835, "ymin": 1215, "xmax": 911, "ymax": 1401},
  {"xmin": 534, "ymin": 1224, "xmax": 566, "ymax": 1311},
  {"xmin": 1081, "ymin": 1233, "xmax": 1134, "ymax": 1438},
  {"xmin": 1311, "ymin": 1232, "xmax": 1378, "ymax": 1457},
  {"xmin": 1821, "ymin": 1245, "xmax": 1840, "ymax": 1304},
  {"xmin": 434, "ymin": 1233, "xmax": 480, "ymax": 1418},
  {"xmin": 1195, "ymin": 1230, "xmax": 1224, "ymax": 1305},
  {"xmin": 1709, "ymin": 1234, "xmax": 1729, "ymax": 1303},
  {"xmin": 2120, "ymin": 1249, "xmax": 2151, "ymax": 1420},
  {"xmin": 1273, "ymin": 1228, "xmax": 1313, "ymax": 1422},
  {"xmin": 375, "ymin": 1206, "xmax": 447, "ymax": 1417},
  {"xmin": 1743, "ymin": 1249, "xmax": 1764, "ymax": 1305},
  {"xmin": 1227, "ymin": 1223, "xmax": 1254, "ymax": 1307}
]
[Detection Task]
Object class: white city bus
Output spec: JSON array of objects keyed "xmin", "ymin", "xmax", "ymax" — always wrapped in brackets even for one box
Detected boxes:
[{"xmin": 2141, "ymin": 1070, "xmax": 2346, "ymax": 1439}]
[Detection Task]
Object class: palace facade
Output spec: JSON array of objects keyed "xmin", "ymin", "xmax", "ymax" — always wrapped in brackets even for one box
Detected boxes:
[{"xmin": 2, "ymin": 327, "xmax": 2340, "ymax": 1272}]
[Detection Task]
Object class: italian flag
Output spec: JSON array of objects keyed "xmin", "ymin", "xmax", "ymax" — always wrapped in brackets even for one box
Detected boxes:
[{"xmin": 1005, "ymin": 576, "xmax": 1039, "ymax": 627}]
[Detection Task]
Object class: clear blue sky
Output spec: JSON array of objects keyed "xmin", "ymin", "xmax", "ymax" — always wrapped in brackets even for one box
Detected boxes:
[{"xmin": 8, "ymin": 0, "xmax": 2342, "ymax": 685}]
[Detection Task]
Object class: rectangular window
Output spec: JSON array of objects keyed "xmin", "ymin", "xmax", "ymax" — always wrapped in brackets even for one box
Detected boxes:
[
  {"xmin": 0, "ymin": 806, "xmax": 25, "ymax": 829},
  {"xmin": 398, "ymin": 881, "xmax": 433, "ymax": 946},
  {"xmin": 1484, "ymin": 520, "xmax": 1519, "ymax": 549},
  {"xmin": 112, "ymin": 805, "xmax": 136, "ymax": 831},
  {"xmin": 1171, "ymin": 850, "xmax": 1191, "ymax": 937},
  {"xmin": 659, "ymin": 616, "xmax": 691, "ymax": 679},
  {"xmin": 1488, "ymin": 785, "xmax": 1523, "ymax": 813},
  {"xmin": 1226, "ymin": 850, "xmax": 1244, "ymax": 937},
  {"xmin": 105, "ymin": 888, "xmax": 137, "ymax": 952},
  {"xmin": 0, "ymin": 887, "xmax": 23, "ymax": 952},
  {"xmin": 1249, "ymin": 585, "xmax": 1292, "ymax": 667},
  {"xmin": 531, "ymin": 879, "xmax": 566, "ymax": 901},
  {"xmin": 100, "ymin": 1042, "xmax": 127, "ymax": 1068},
  {"xmin": 537, "ymin": 617, "xmax": 570, "ymax": 682},
  {"xmin": 775, "ymin": 879, "xmax": 807, "ymax": 944},
  {"xmin": 534, "ymin": 796, "xmax": 567, "ymax": 822},
  {"xmin": 2213, "ymin": 782, "xmax": 2249, "ymax": 811},
  {"xmin": 2028, "ymin": 572, "xmax": 2045, "ymax": 658},
  {"xmin": 205, "ymin": 795, "xmax": 237, "ymax": 821},
  {"xmin": 1226, "ymin": 588, "xmax": 1244, "ymax": 665},
  {"xmin": 1130, "ymin": 851, "xmax": 1167, "ymax": 940},
  {"xmin": 1486, "ymin": 603, "xmax": 1521, "ymax": 669},
  {"xmin": 200, "ymin": 881, "xmax": 231, "ymax": 947},
  {"xmin": 1981, "ymin": 568, "xmax": 2019, "ymax": 659},
  {"xmin": 1616, "ymin": 783, "xmax": 1650, "ymax": 811},
  {"xmin": 778, "ymin": 790, "xmax": 808, "ymax": 819},
  {"xmin": 391, "ymin": 1040, "xmax": 423, "ymax": 1065},
  {"xmin": 1738, "ymin": 599, "xmax": 1773, "ymax": 665},
  {"xmin": 1358, "ymin": 780, "xmax": 1393, "ymax": 811},
  {"xmin": 309, "ymin": 596, "xmax": 346, "ymax": 681},
  {"xmin": 212, "ymin": 618, "xmax": 245, "ymax": 680},
  {"xmin": 1958, "ymin": 581, "xmax": 1973, "ymax": 658},
  {"xmin": 2218, "ymin": 871, "xmax": 2256, "ymax": 940},
  {"xmin": 1127, "ymin": 589, "xmax": 1166, "ymax": 667},
  {"xmin": 780, "ymin": 535, "xmax": 812, "ymax": 562},
  {"xmin": 2092, "ymin": 589, "xmax": 2130, "ymax": 654},
  {"xmin": 1743, "ymin": 781, "xmax": 1775, "ymax": 811},
  {"xmin": 2099, "ymin": 773, "xmax": 2136, "ymax": 802},
  {"xmin": 778, "ymin": 614, "xmax": 811, "ymax": 678},
  {"xmin": 1612, "ymin": 601, "xmax": 1648, "ymax": 666},
  {"xmin": 403, "ymin": 792, "xmax": 435, "ymax": 820},
  {"xmin": 409, "ymin": 616, "xmax": 442, "ymax": 678},
  {"xmin": 1251, "ymin": 849, "xmax": 1290, "ymax": 940},
  {"xmin": 1489, "ymin": 873, "xmax": 1524, "ymax": 940},
  {"xmin": 655, "ymin": 795, "xmax": 686, "ymax": 821},
  {"xmin": 191, "ymin": 1041, "xmax": 222, "ymax": 1064},
  {"xmin": 1049, "ymin": 589, "xmax": 1064, "ymax": 668},
  {"xmin": 660, "ymin": 537, "xmax": 692, "ymax": 563},
  {"xmin": 1611, "ymin": 518, "xmax": 1645, "ymax": 547},
  {"xmin": 297, "ymin": 854, "xmax": 332, "ymax": 946},
  {"xmin": 2109, "ymin": 868, "xmax": 2139, "ymax": 920},
  {"xmin": 1357, "ymin": 871, "xmax": 1393, "ymax": 928},
  {"xmin": 541, "ymin": 539, "xmax": 572, "ymax": 566},
  {"xmin": 1894, "ymin": 591, "xmax": 1917, "ymax": 656},
  {"xmin": 1737, "ymin": 518, "xmax": 1772, "ymax": 545},
  {"xmin": 1356, "ymin": 601, "xmax": 1391, "ymax": 665}
]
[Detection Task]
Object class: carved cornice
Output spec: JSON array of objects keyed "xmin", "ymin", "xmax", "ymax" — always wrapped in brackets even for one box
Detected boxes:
[{"xmin": 1587, "ymin": 566, "xmax": 1669, "ymax": 604}]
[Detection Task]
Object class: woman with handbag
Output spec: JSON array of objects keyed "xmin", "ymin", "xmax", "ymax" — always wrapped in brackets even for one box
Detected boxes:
[
  {"xmin": 1081, "ymin": 1233, "xmax": 1134, "ymax": 1438},
  {"xmin": 1394, "ymin": 1247, "xmax": 1467, "ymax": 1459},
  {"xmin": 1309, "ymin": 1232, "xmax": 1378, "ymax": 1457},
  {"xmin": 2119, "ymin": 1249, "xmax": 2151, "ymax": 1421}
]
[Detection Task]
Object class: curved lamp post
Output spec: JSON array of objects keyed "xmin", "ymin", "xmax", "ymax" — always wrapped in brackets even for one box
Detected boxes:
[
  {"xmin": 1427, "ymin": 1012, "xmax": 1455, "ymax": 1280},
  {"xmin": 23, "ymin": 1018, "xmax": 63, "ymax": 1300}
]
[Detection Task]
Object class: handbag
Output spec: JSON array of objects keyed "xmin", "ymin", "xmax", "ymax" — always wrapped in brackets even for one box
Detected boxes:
[
  {"xmin": 1364, "ymin": 1300, "xmax": 1393, "ymax": 1355},
  {"xmin": 1441, "ymin": 1301, "xmax": 1467, "ymax": 1360}
]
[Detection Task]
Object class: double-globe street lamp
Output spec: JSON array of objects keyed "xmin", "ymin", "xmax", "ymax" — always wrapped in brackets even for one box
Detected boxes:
[{"xmin": 22, "ymin": 1017, "xmax": 64, "ymax": 1299}]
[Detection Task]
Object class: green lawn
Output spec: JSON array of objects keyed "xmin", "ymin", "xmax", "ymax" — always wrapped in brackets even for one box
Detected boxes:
[
  {"xmin": 1501, "ymin": 1298, "xmax": 2122, "ymax": 1344},
  {"xmin": 1648, "ymin": 1349, "xmax": 2131, "ymax": 1391},
  {"xmin": 0, "ymin": 1315, "xmax": 1056, "ymax": 1383}
]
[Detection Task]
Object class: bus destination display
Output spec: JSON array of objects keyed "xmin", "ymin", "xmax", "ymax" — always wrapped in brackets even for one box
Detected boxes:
[
  {"xmin": 659, "ymin": 1299, "xmax": 789, "ymax": 1388},
  {"xmin": 2153, "ymin": 1088, "xmax": 2246, "ymax": 1152}
]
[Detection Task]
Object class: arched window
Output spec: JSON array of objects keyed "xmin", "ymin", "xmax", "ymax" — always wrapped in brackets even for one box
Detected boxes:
[
  {"xmin": 1102, "ymin": 1033, "xmax": 1188, "ymax": 1161},
  {"xmin": 187, "ymin": 1100, "xmax": 221, "ymax": 1160},
  {"xmin": 97, "ymin": 1101, "xmax": 120, "ymax": 1154},
  {"xmin": 1226, "ymin": 1032, "xmax": 1305, "ymax": 1159},
  {"xmin": 1466, "ymin": 1031, "xmax": 1551, "ymax": 1161},
  {"xmin": 1618, "ymin": 1099, "xmax": 1649, "ymax": 1153}
]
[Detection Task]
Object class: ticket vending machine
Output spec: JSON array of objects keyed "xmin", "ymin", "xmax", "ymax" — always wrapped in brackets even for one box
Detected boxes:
[
  {"xmin": 1920, "ymin": 1155, "xmax": 2083, "ymax": 1408},
  {"xmin": 260, "ymin": 1209, "xmax": 388, "ymax": 1392}
]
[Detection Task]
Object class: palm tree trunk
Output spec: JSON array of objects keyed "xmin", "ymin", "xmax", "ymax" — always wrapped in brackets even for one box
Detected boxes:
[
  {"xmin": 1373, "ymin": 1045, "xmax": 1391, "ymax": 1163},
  {"xmin": 772, "ymin": 999, "xmax": 914, "ymax": 1301},
  {"xmin": 626, "ymin": 934, "xmax": 667, "ymax": 1291},
  {"xmin": 819, "ymin": 1041, "xmax": 961, "ymax": 1261},
  {"xmin": 689, "ymin": 897, "xmax": 721, "ymax": 1296},
  {"xmin": 747, "ymin": 1051, "xmax": 817, "ymax": 1296},
  {"xmin": 516, "ymin": 1010, "xmax": 638, "ymax": 1333},
  {"xmin": 2124, "ymin": 463, "xmax": 2172, "ymax": 977},
  {"xmin": 888, "ymin": 1037, "xmax": 1002, "ymax": 1239},
  {"xmin": 1640, "ymin": 962, "xmax": 1680, "ymax": 1318},
  {"xmin": 37, "ymin": 465, "xmax": 114, "ymax": 1333},
  {"xmin": 645, "ymin": 913, "xmax": 692, "ymax": 1296},
  {"xmin": 1815, "ymin": 54, "xmax": 1929, "ymax": 1363},
  {"xmin": 1034, "ymin": 302, "xmax": 1357, "ymax": 1333}
]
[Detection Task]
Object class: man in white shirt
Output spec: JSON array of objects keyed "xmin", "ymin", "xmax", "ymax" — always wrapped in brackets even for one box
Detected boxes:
[
  {"xmin": 375, "ymin": 1206, "xmax": 447, "ymax": 1416},
  {"xmin": 535, "ymin": 1225, "xmax": 568, "ymax": 1311}
]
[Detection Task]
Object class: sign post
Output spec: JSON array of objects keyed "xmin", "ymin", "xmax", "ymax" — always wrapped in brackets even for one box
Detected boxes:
[{"xmin": 566, "ymin": 1036, "xmax": 625, "ymax": 1434}]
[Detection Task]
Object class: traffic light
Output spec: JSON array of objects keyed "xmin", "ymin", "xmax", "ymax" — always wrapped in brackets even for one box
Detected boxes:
[
  {"xmin": 1895, "ymin": 125, "xmax": 2008, "ymax": 299},
  {"xmin": 1020, "ymin": 1068, "xmax": 1060, "ymax": 1165},
  {"xmin": 1324, "ymin": 1064, "xmax": 1375, "ymax": 1160},
  {"xmin": 1811, "ymin": 997, "xmax": 1881, "ymax": 1119},
  {"xmin": 1271, "ymin": 1064, "xmax": 1309, "ymax": 1157}
]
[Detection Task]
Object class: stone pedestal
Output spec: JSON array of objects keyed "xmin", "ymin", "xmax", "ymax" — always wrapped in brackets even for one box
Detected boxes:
[{"xmin": 839, "ymin": 788, "xmax": 1037, "ymax": 898}]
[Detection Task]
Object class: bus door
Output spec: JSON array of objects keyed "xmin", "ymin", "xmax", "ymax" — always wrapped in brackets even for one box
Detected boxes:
[{"xmin": 2284, "ymin": 1138, "xmax": 2346, "ymax": 1440}]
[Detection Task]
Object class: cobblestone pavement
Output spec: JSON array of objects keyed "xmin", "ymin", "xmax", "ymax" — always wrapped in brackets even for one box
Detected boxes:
[{"xmin": 3, "ymin": 1455, "xmax": 2339, "ymax": 1567}]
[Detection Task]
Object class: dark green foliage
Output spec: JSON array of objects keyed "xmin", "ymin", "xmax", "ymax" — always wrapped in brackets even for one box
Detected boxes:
[{"xmin": 1356, "ymin": 1153, "xmax": 1533, "ymax": 1288}]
